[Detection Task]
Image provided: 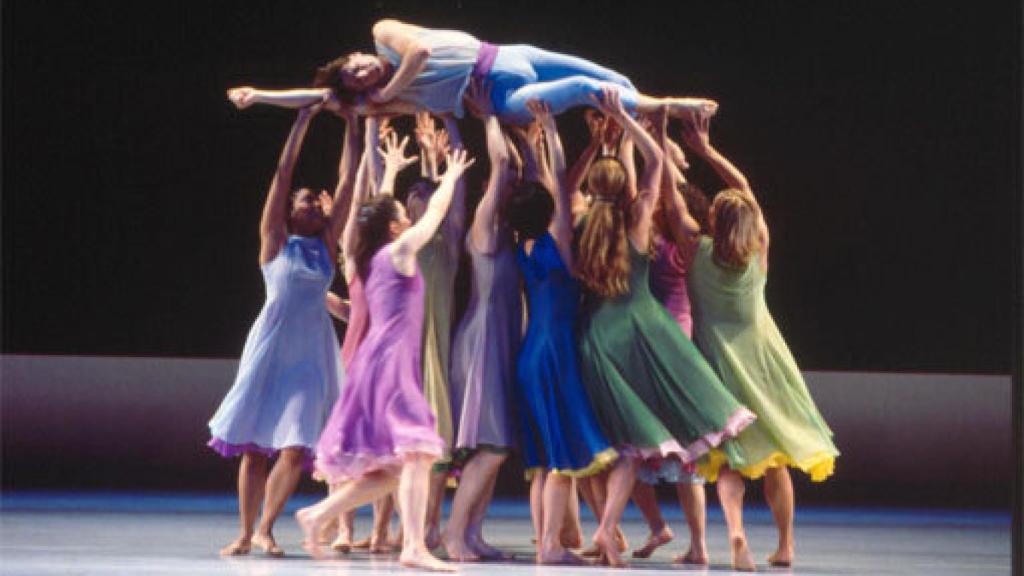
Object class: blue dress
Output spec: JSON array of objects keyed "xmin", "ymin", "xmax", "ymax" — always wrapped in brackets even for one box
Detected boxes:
[
  {"xmin": 515, "ymin": 232, "xmax": 617, "ymax": 479},
  {"xmin": 208, "ymin": 235, "xmax": 343, "ymax": 466}
]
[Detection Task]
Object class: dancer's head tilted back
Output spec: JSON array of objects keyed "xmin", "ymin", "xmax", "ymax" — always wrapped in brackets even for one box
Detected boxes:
[
  {"xmin": 503, "ymin": 181, "xmax": 555, "ymax": 241},
  {"xmin": 287, "ymin": 187, "xmax": 329, "ymax": 236},
  {"xmin": 709, "ymin": 189, "xmax": 760, "ymax": 267},
  {"xmin": 314, "ymin": 52, "xmax": 389, "ymax": 104},
  {"xmin": 576, "ymin": 156, "xmax": 632, "ymax": 297},
  {"xmin": 352, "ymin": 195, "xmax": 410, "ymax": 281}
]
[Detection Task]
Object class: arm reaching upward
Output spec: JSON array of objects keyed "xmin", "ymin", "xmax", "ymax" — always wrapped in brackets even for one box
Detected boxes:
[
  {"xmin": 465, "ymin": 80, "xmax": 511, "ymax": 254},
  {"xmin": 440, "ymin": 115, "xmax": 467, "ymax": 239},
  {"xmin": 655, "ymin": 116, "xmax": 699, "ymax": 247},
  {"xmin": 391, "ymin": 149, "xmax": 476, "ymax": 275},
  {"xmin": 376, "ymin": 131, "xmax": 419, "ymax": 196},
  {"xmin": 325, "ymin": 108, "xmax": 363, "ymax": 261},
  {"xmin": 341, "ymin": 152, "xmax": 371, "ymax": 281},
  {"xmin": 526, "ymin": 99, "xmax": 574, "ymax": 268},
  {"xmin": 259, "ymin": 104, "xmax": 320, "ymax": 266}
]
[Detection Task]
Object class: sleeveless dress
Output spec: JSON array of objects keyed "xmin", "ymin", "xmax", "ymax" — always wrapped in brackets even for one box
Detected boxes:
[
  {"xmin": 314, "ymin": 245, "xmax": 444, "ymax": 483},
  {"xmin": 650, "ymin": 236, "xmax": 694, "ymax": 338},
  {"xmin": 339, "ymin": 274, "xmax": 369, "ymax": 369},
  {"xmin": 375, "ymin": 27, "xmax": 480, "ymax": 119},
  {"xmin": 577, "ymin": 240, "xmax": 756, "ymax": 478},
  {"xmin": 417, "ymin": 227, "xmax": 459, "ymax": 463},
  {"xmin": 516, "ymin": 232, "xmax": 617, "ymax": 479},
  {"xmin": 688, "ymin": 237, "xmax": 839, "ymax": 482},
  {"xmin": 449, "ymin": 230, "xmax": 521, "ymax": 461},
  {"xmin": 208, "ymin": 235, "xmax": 342, "ymax": 467}
]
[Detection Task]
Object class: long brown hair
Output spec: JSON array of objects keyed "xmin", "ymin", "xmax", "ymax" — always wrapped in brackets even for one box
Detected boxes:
[
  {"xmin": 576, "ymin": 157, "xmax": 632, "ymax": 297},
  {"xmin": 710, "ymin": 189, "xmax": 760, "ymax": 267}
]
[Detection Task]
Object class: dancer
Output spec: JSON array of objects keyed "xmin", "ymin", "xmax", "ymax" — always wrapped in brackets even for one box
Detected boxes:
[
  {"xmin": 574, "ymin": 88, "xmax": 755, "ymax": 567},
  {"xmin": 296, "ymin": 147, "xmax": 474, "ymax": 572},
  {"xmin": 681, "ymin": 112, "xmax": 840, "ymax": 571},
  {"xmin": 208, "ymin": 101, "xmax": 360, "ymax": 557},
  {"xmin": 443, "ymin": 81, "xmax": 519, "ymax": 562},
  {"xmin": 508, "ymin": 98, "xmax": 617, "ymax": 565},
  {"xmin": 227, "ymin": 19, "xmax": 717, "ymax": 125}
]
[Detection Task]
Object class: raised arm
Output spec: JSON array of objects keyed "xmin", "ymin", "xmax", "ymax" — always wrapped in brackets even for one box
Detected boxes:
[
  {"xmin": 368, "ymin": 19, "xmax": 431, "ymax": 104},
  {"xmin": 593, "ymin": 87, "xmax": 664, "ymax": 245},
  {"xmin": 391, "ymin": 150, "xmax": 476, "ymax": 275},
  {"xmin": 415, "ymin": 112, "xmax": 441, "ymax": 181},
  {"xmin": 324, "ymin": 108, "xmax": 363, "ymax": 259},
  {"xmin": 259, "ymin": 105, "xmax": 319, "ymax": 266},
  {"xmin": 440, "ymin": 115, "xmax": 467, "ymax": 238},
  {"xmin": 655, "ymin": 114, "xmax": 700, "ymax": 246},
  {"xmin": 376, "ymin": 131, "xmax": 419, "ymax": 196},
  {"xmin": 567, "ymin": 111, "xmax": 602, "ymax": 217},
  {"xmin": 464, "ymin": 80, "xmax": 511, "ymax": 254},
  {"xmin": 527, "ymin": 100, "xmax": 574, "ymax": 267},
  {"xmin": 342, "ymin": 152, "xmax": 371, "ymax": 281}
]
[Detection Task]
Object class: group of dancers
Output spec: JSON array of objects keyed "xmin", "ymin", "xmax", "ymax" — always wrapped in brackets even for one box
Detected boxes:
[{"xmin": 208, "ymin": 19, "xmax": 839, "ymax": 572}]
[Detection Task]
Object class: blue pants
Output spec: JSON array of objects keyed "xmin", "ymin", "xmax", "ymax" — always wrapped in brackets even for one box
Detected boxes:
[{"xmin": 487, "ymin": 44, "xmax": 639, "ymax": 125}]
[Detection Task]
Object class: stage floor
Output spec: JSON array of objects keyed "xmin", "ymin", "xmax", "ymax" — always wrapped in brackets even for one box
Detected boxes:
[{"xmin": 0, "ymin": 493, "xmax": 1011, "ymax": 575}]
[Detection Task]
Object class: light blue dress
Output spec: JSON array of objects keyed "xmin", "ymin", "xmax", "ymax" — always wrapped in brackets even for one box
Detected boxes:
[{"xmin": 208, "ymin": 235, "xmax": 342, "ymax": 465}]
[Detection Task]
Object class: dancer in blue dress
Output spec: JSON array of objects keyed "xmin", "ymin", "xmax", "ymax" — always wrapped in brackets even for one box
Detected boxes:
[
  {"xmin": 208, "ymin": 101, "xmax": 361, "ymax": 557},
  {"xmin": 505, "ymin": 99, "xmax": 617, "ymax": 565},
  {"xmin": 227, "ymin": 20, "xmax": 718, "ymax": 125}
]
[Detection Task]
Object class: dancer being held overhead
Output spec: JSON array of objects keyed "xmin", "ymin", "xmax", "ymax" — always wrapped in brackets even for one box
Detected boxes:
[
  {"xmin": 208, "ymin": 100, "xmax": 361, "ymax": 557},
  {"xmin": 228, "ymin": 19, "xmax": 717, "ymax": 125},
  {"xmin": 573, "ymin": 87, "xmax": 755, "ymax": 568},
  {"xmin": 681, "ymin": 111, "xmax": 840, "ymax": 571},
  {"xmin": 296, "ymin": 144, "xmax": 475, "ymax": 572}
]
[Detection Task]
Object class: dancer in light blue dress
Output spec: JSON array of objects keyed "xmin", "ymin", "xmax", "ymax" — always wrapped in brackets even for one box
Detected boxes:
[{"xmin": 208, "ymin": 101, "xmax": 361, "ymax": 557}]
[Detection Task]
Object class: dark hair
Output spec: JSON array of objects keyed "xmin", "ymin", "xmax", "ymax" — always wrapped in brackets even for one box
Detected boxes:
[
  {"xmin": 503, "ymin": 181, "xmax": 554, "ymax": 241},
  {"xmin": 679, "ymin": 182, "xmax": 710, "ymax": 232},
  {"xmin": 353, "ymin": 195, "xmax": 399, "ymax": 282},
  {"xmin": 404, "ymin": 178, "xmax": 435, "ymax": 222},
  {"xmin": 313, "ymin": 54, "xmax": 358, "ymax": 105}
]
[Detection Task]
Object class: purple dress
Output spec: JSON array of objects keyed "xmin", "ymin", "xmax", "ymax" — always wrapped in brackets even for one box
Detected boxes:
[{"xmin": 314, "ymin": 245, "xmax": 444, "ymax": 483}]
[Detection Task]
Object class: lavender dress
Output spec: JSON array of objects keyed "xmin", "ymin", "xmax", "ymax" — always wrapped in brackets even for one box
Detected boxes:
[
  {"xmin": 208, "ymin": 235, "xmax": 342, "ymax": 465},
  {"xmin": 449, "ymin": 231, "xmax": 522, "ymax": 458},
  {"xmin": 315, "ymin": 245, "xmax": 444, "ymax": 483}
]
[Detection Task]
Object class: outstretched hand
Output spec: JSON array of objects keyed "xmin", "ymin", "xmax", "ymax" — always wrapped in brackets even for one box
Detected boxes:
[
  {"xmin": 464, "ymin": 78, "xmax": 495, "ymax": 118},
  {"xmin": 526, "ymin": 99, "xmax": 555, "ymax": 130},
  {"xmin": 441, "ymin": 148, "xmax": 476, "ymax": 182},
  {"xmin": 319, "ymin": 191, "xmax": 334, "ymax": 217},
  {"xmin": 377, "ymin": 131, "xmax": 419, "ymax": 173},
  {"xmin": 679, "ymin": 111, "xmax": 712, "ymax": 155},
  {"xmin": 590, "ymin": 85, "xmax": 628, "ymax": 120},
  {"xmin": 227, "ymin": 86, "xmax": 256, "ymax": 109}
]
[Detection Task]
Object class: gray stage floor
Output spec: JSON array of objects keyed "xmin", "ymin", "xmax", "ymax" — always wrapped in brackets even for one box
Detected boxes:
[{"xmin": 0, "ymin": 493, "xmax": 1012, "ymax": 575}]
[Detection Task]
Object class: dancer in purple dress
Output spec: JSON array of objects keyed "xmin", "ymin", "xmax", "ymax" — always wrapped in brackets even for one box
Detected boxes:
[{"xmin": 296, "ymin": 148, "xmax": 474, "ymax": 572}]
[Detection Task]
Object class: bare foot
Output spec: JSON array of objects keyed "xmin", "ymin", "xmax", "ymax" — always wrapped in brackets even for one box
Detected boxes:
[
  {"xmin": 670, "ymin": 98, "xmax": 719, "ymax": 119},
  {"xmin": 442, "ymin": 531, "xmax": 479, "ymax": 562},
  {"xmin": 632, "ymin": 525, "xmax": 674, "ymax": 559},
  {"xmin": 369, "ymin": 542, "xmax": 394, "ymax": 554},
  {"xmin": 425, "ymin": 523, "xmax": 442, "ymax": 550},
  {"xmin": 330, "ymin": 533, "xmax": 352, "ymax": 553},
  {"xmin": 467, "ymin": 534, "xmax": 513, "ymax": 561},
  {"xmin": 560, "ymin": 523, "xmax": 583, "ymax": 549},
  {"xmin": 673, "ymin": 547, "xmax": 709, "ymax": 566},
  {"xmin": 351, "ymin": 536, "xmax": 371, "ymax": 549},
  {"xmin": 252, "ymin": 532, "xmax": 284, "ymax": 557},
  {"xmin": 593, "ymin": 529, "xmax": 628, "ymax": 568},
  {"xmin": 219, "ymin": 536, "xmax": 251, "ymax": 556},
  {"xmin": 580, "ymin": 543, "xmax": 601, "ymax": 558},
  {"xmin": 731, "ymin": 536, "xmax": 756, "ymax": 572},
  {"xmin": 295, "ymin": 507, "xmax": 326, "ymax": 560},
  {"xmin": 615, "ymin": 526, "xmax": 629, "ymax": 552},
  {"xmin": 537, "ymin": 548, "xmax": 587, "ymax": 565},
  {"xmin": 400, "ymin": 547, "xmax": 457, "ymax": 572},
  {"xmin": 768, "ymin": 547, "xmax": 793, "ymax": 567}
]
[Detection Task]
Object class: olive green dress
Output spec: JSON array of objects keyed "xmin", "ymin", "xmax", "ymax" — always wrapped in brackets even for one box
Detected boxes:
[
  {"xmin": 577, "ymin": 240, "xmax": 755, "ymax": 475},
  {"xmin": 688, "ymin": 237, "xmax": 839, "ymax": 482},
  {"xmin": 417, "ymin": 226, "xmax": 459, "ymax": 463}
]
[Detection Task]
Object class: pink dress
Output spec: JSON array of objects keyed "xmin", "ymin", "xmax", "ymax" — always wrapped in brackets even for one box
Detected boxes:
[
  {"xmin": 339, "ymin": 275, "xmax": 369, "ymax": 369},
  {"xmin": 314, "ymin": 245, "xmax": 444, "ymax": 483},
  {"xmin": 649, "ymin": 236, "xmax": 693, "ymax": 337}
]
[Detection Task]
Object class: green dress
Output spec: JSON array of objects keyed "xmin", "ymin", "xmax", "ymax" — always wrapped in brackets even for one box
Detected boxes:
[
  {"xmin": 577, "ymin": 240, "xmax": 755, "ymax": 475},
  {"xmin": 688, "ymin": 236, "xmax": 839, "ymax": 482},
  {"xmin": 417, "ymin": 225, "xmax": 459, "ymax": 463}
]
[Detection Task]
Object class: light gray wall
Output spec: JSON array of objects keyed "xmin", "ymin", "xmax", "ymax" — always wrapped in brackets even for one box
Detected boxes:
[{"xmin": 1, "ymin": 355, "xmax": 1013, "ymax": 499}]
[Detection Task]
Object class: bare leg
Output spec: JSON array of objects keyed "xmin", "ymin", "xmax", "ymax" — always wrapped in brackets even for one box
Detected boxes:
[
  {"xmin": 398, "ymin": 454, "xmax": 456, "ymax": 572},
  {"xmin": 330, "ymin": 507, "xmax": 356, "ymax": 552},
  {"xmin": 370, "ymin": 494, "xmax": 396, "ymax": 553},
  {"xmin": 592, "ymin": 457, "xmax": 636, "ymax": 568},
  {"xmin": 717, "ymin": 468, "xmax": 755, "ymax": 571},
  {"xmin": 466, "ymin": 468, "xmax": 511, "ymax": 559},
  {"xmin": 764, "ymin": 466, "xmax": 795, "ymax": 567},
  {"xmin": 561, "ymin": 479, "xmax": 584, "ymax": 548},
  {"xmin": 296, "ymin": 472, "xmax": 399, "ymax": 559},
  {"xmin": 424, "ymin": 470, "xmax": 446, "ymax": 549},
  {"xmin": 253, "ymin": 448, "xmax": 305, "ymax": 557},
  {"xmin": 529, "ymin": 472, "xmax": 545, "ymax": 546},
  {"xmin": 220, "ymin": 452, "xmax": 269, "ymax": 556},
  {"xmin": 444, "ymin": 452, "xmax": 505, "ymax": 561},
  {"xmin": 631, "ymin": 482, "xmax": 674, "ymax": 558},
  {"xmin": 537, "ymin": 473, "xmax": 585, "ymax": 565},
  {"xmin": 673, "ymin": 482, "xmax": 708, "ymax": 565},
  {"xmin": 635, "ymin": 94, "xmax": 718, "ymax": 119}
]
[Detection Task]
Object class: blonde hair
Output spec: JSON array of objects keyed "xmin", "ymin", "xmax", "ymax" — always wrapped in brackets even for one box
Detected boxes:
[
  {"xmin": 577, "ymin": 157, "xmax": 632, "ymax": 297},
  {"xmin": 710, "ymin": 189, "xmax": 760, "ymax": 267}
]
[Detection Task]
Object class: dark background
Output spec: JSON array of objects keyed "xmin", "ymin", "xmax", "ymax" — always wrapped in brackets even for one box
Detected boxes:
[{"xmin": 2, "ymin": 1, "xmax": 1019, "ymax": 372}]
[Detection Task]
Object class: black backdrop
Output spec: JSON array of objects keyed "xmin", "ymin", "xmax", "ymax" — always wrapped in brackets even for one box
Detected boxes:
[{"xmin": 2, "ymin": 0, "xmax": 1020, "ymax": 373}]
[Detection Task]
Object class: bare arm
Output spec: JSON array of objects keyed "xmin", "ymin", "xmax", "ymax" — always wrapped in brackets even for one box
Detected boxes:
[
  {"xmin": 618, "ymin": 131, "xmax": 638, "ymax": 200},
  {"xmin": 368, "ymin": 19, "xmax": 431, "ymax": 104},
  {"xmin": 568, "ymin": 111, "xmax": 602, "ymax": 218},
  {"xmin": 655, "ymin": 113, "xmax": 699, "ymax": 246},
  {"xmin": 391, "ymin": 150, "xmax": 476, "ymax": 275},
  {"xmin": 228, "ymin": 87, "xmax": 331, "ymax": 110},
  {"xmin": 440, "ymin": 115, "xmax": 467, "ymax": 239},
  {"xmin": 325, "ymin": 292, "xmax": 351, "ymax": 323},
  {"xmin": 259, "ymin": 105, "xmax": 319, "ymax": 266},
  {"xmin": 527, "ymin": 100, "xmax": 574, "ymax": 268},
  {"xmin": 325, "ymin": 109, "xmax": 363, "ymax": 260},
  {"xmin": 342, "ymin": 153, "xmax": 371, "ymax": 281},
  {"xmin": 415, "ymin": 112, "xmax": 440, "ymax": 180},
  {"xmin": 377, "ymin": 131, "xmax": 419, "ymax": 196},
  {"xmin": 465, "ymin": 81, "xmax": 511, "ymax": 254}
]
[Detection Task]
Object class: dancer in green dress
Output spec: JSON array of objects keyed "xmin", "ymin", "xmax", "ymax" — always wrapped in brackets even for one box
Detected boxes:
[
  {"xmin": 678, "ymin": 112, "xmax": 839, "ymax": 571},
  {"xmin": 574, "ymin": 88, "xmax": 755, "ymax": 567}
]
